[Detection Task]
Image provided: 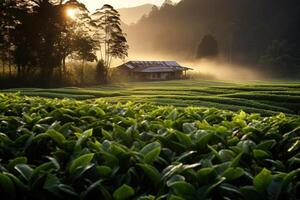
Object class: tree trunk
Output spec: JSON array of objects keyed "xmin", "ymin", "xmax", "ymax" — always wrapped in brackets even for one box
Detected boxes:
[
  {"xmin": 8, "ymin": 59, "xmax": 11, "ymax": 77},
  {"xmin": 81, "ymin": 59, "xmax": 85, "ymax": 84},
  {"xmin": 2, "ymin": 59, "xmax": 5, "ymax": 75},
  {"xmin": 99, "ymin": 46, "xmax": 103, "ymax": 61},
  {"xmin": 108, "ymin": 55, "xmax": 113, "ymax": 68},
  {"xmin": 17, "ymin": 65, "xmax": 21, "ymax": 78},
  {"xmin": 62, "ymin": 55, "xmax": 66, "ymax": 73}
]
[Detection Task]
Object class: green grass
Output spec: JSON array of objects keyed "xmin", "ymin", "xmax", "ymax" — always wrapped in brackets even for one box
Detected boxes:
[{"xmin": 2, "ymin": 79, "xmax": 300, "ymax": 115}]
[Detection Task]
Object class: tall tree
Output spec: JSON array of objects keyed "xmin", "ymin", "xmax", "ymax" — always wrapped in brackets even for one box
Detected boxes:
[
  {"xmin": 92, "ymin": 4, "xmax": 128, "ymax": 68},
  {"xmin": 59, "ymin": 0, "xmax": 94, "ymax": 75},
  {"xmin": 0, "ymin": 0, "xmax": 19, "ymax": 76},
  {"xmin": 4, "ymin": 0, "xmax": 92, "ymax": 79},
  {"xmin": 259, "ymin": 40, "xmax": 300, "ymax": 77},
  {"xmin": 196, "ymin": 34, "xmax": 219, "ymax": 59},
  {"xmin": 73, "ymin": 34, "xmax": 97, "ymax": 83}
]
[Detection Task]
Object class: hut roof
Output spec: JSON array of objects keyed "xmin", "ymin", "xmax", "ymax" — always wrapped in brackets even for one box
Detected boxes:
[{"xmin": 118, "ymin": 61, "xmax": 191, "ymax": 73}]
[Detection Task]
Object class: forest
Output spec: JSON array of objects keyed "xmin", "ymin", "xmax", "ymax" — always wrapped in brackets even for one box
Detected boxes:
[
  {"xmin": 126, "ymin": 0, "xmax": 300, "ymax": 78},
  {"xmin": 0, "ymin": 0, "xmax": 128, "ymax": 88}
]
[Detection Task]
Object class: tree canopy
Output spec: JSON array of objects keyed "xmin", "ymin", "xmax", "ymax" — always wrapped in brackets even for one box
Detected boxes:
[
  {"xmin": 0, "ymin": 0, "xmax": 128, "ymax": 86},
  {"xmin": 196, "ymin": 34, "xmax": 219, "ymax": 59}
]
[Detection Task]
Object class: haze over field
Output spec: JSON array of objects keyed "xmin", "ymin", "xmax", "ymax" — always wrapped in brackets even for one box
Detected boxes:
[{"xmin": 123, "ymin": 53, "xmax": 264, "ymax": 81}]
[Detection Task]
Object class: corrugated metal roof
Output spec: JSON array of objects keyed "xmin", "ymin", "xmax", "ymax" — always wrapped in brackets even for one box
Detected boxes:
[{"xmin": 119, "ymin": 61, "xmax": 191, "ymax": 73}]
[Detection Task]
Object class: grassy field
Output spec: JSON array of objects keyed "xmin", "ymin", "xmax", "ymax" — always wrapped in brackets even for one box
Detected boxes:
[{"xmin": 2, "ymin": 79, "xmax": 300, "ymax": 115}]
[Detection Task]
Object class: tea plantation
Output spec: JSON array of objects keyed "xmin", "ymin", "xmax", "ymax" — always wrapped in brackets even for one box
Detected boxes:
[
  {"xmin": 3, "ymin": 80, "xmax": 300, "ymax": 115},
  {"xmin": 0, "ymin": 93, "xmax": 299, "ymax": 199}
]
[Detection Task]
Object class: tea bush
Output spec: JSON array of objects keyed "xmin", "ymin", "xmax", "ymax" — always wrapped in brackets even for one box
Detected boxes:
[{"xmin": 0, "ymin": 94, "xmax": 299, "ymax": 199}]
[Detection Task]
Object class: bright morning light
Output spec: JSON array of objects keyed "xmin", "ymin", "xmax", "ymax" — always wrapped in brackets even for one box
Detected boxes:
[{"xmin": 66, "ymin": 8, "xmax": 77, "ymax": 19}]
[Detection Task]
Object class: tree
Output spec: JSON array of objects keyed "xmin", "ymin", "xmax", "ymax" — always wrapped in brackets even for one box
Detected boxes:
[
  {"xmin": 73, "ymin": 34, "xmax": 97, "ymax": 83},
  {"xmin": 1, "ymin": 0, "xmax": 92, "ymax": 80},
  {"xmin": 10, "ymin": 0, "xmax": 64, "ymax": 77},
  {"xmin": 61, "ymin": 1, "xmax": 97, "ymax": 82},
  {"xmin": 95, "ymin": 59, "xmax": 108, "ymax": 83},
  {"xmin": 196, "ymin": 34, "xmax": 219, "ymax": 59},
  {"xmin": 0, "ymin": 1, "xmax": 127, "ymax": 86},
  {"xmin": 162, "ymin": 0, "xmax": 174, "ymax": 7},
  {"xmin": 259, "ymin": 40, "xmax": 300, "ymax": 77},
  {"xmin": 92, "ymin": 4, "xmax": 128, "ymax": 69},
  {"xmin": 0, "ymin": 0, "xmax": 19, "ymax": 76}
]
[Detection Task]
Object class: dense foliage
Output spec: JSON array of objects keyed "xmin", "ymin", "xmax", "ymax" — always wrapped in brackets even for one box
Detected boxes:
[{"xmin": 0, "ymin": 94, "xmax": 299, "ymax": 199}]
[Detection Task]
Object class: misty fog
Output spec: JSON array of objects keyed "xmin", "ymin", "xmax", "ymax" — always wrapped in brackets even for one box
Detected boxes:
[{"xmin": 119, "ymin": 0, "xmax": 300, "ymax": 80}]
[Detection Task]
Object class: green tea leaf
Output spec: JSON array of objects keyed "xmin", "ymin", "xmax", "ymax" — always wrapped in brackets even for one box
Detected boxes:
[
  {"xmin": 166, "ymin": 175, "xmax": 185, "ymax": 187},
  {"xmin": 237, "ymin": 140, "xmax": 256, "ymax": 154},
  {"xmin": 75, "ymin": 129, "xmax": 93, "ymax": 151},
  {"xmin": 256, "ymin": 140, "xmax": 276, "ymax": 151},
  {"xmin": 253, "ymin": 149, "xmax": 270, "ymax": 159},
  {"xmin": 113, "ymin": 184, "xmax": 135, "ymax": 200},
  {"xmin": 97, "ymin": 165, "xmax": 112, "ymax": 177},
  {"xmin": 69, "ymin": 153, "xmax": 94, "ymax": 174},
  {"xmin": 182, "ymin": 123, "xmax": 197, "ymax": 134},
  {"xmin": 230, "ymin": 152, "xmax": 243, "ymax": 167},
  {"xmin": 219, "ymin": 149, "xmax": 235, "ymax": 162},
  {"xmin": 167, "ymin": 109, "xmax": 178, "ymax": 121},
  {"xmin": 46, "ymin": 129, "xmax": 66, "ymax": 145},
  {"xmin": 138, "ymin": 163, "xmax": 161, "ymax": 186},
  {"xmin": 14, "ymin": 164, "xmax": 33, "ymax": 181},
  {"xmin": 222, "ymin": 167, "xmax": 245, "ymax": 181},
  {"xmin": 197, "ymin": 167, "xmax": 215, "ymax": 184},
  {"xmin": 288, "ymin": 140, "xmax": 300, "ymax": 153},
  {"xmin": 0, "ymin": 173, "xmax": 15, "ymax": 196},
  {"xmin": 7, "ymin": 157, "xmax": 28, "ymax": 170},
  {"xmin": 140, "ymin": 142, "xmax": 161, "ymax": 163},
  {"xmin": 203, "ymin": 177, "xmax": 226, "ymax": 197},
  {"xmin": 208, "ymin": 145, "xmax": 222, "ymax": 161},
  {"xmin": 253, "ymin": 168, "xmax": 272, "ymax": 193},
  {"xmin": 43, "ymin": 174, "xmax": 61, "ymax": 197},
  {"xmin": 196, "ymin": 132, "xmax": 214, "ymax": 150},
  {"xmin": 174, "ymin": 131, "xmax": 192, "ymax": 147},
  {"xmin": 240, "ymin": 186, "xmax": 262, "ymax": 200},
  {"xmin": 102, "ymin": 128, "xmax": 113, "ymax": 140},
  {"xmin": 81, "ymin": 179, "xmax": 104, "ymax": 198},
  {"xmin": 3, "ymin": 172, "xmax": 28, "ymax": 191},
  {"xmin": 169, "ymin": 181, "xmax": 196, "ymax": 197},
  {"xmin": 168, "ymin": 195, "xmax": 185, "ymax": 200}
]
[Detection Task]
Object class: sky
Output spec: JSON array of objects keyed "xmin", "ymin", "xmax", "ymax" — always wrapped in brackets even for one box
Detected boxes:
[{"xmin": 79, "ymin": 0, "xmax": 181, "ymax": 10}]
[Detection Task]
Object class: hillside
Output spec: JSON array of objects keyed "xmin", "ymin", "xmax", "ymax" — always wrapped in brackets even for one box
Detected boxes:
[{"xmin": 117, "ymin": 4, "xmax": 154, "ymax": 25}]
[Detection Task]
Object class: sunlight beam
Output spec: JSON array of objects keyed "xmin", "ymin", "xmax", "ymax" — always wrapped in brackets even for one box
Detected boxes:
[{"xmin": 66, "ymin": 8, "xmax": 78, "ymax": 19}]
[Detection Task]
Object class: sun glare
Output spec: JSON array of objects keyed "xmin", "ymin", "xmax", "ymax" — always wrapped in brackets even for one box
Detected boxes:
[{"xmin": 66, "ymin": 8, "xmax": 77, "ymax": 19}]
